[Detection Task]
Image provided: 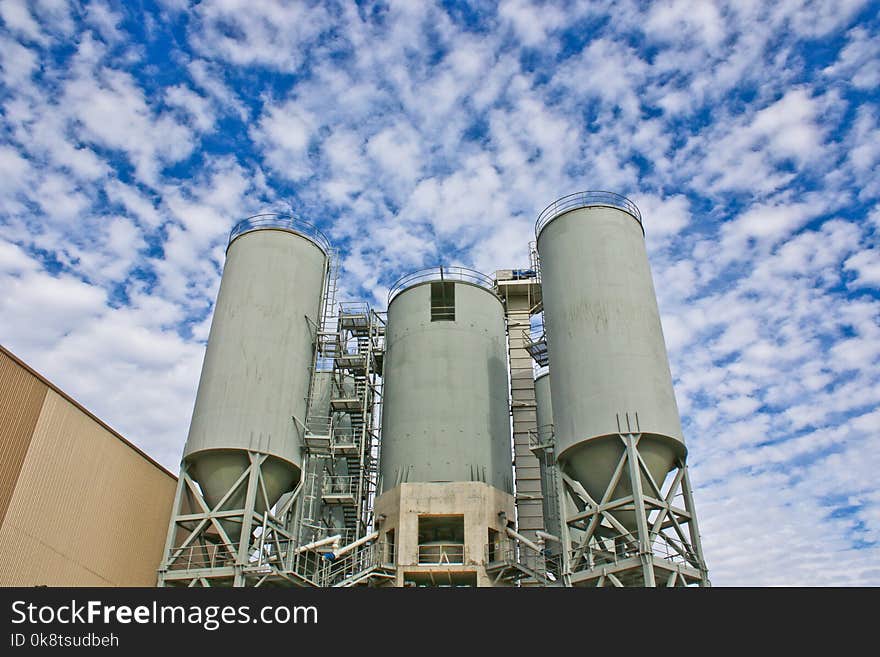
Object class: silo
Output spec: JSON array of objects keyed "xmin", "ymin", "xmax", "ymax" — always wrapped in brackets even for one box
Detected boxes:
[
  {"xmin": 534, "ymin": 371, "xmax": 552, "ymax": 435},
  {"xmin": 380, "ymin": 269, "xmax": 512, "ymax": 493},
  {"xmin": 536, "ymin": 192, "xmax": 684, "ymax": 530},
  {"xmin": 534, "ymin": 369, "xmax": 562, "ymax": 543},
  {"xmin": 183, "ymin": 214, "xmax": 329, "ymax": 539}
]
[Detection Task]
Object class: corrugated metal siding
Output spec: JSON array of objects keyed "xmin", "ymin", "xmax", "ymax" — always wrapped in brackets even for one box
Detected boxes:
[
  {"xmin": 0, "ymin": 350, "xmax": 48, "ymax": 526},
  {"xmin": 0, "ymin": 389, "xmax": 177, "ymax": 586}
]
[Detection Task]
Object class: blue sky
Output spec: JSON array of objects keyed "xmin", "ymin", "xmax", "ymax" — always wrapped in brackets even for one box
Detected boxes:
[{"xmin": 1, "ymin": 0, "xmax": 878, "ymax": 585}]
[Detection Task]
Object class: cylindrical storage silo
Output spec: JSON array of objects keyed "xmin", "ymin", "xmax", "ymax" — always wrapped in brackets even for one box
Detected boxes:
[
  {"xmin": 534, "ymin": 371, "xmax": 553, "ymax": 437},
  {"xmin": 380, "ymin": 268, "xmax": 512, "ymax": 494},
  {"xmin": 536, "ymin": 192, "xmax": 684, "ymax": 530},
  {"xmin": 183, "ymin": 214, "xmax": 329, "ymax": 539},
  {"xmin": 534, "ymin": 369, "xmax": 562, "ymax": 543}
]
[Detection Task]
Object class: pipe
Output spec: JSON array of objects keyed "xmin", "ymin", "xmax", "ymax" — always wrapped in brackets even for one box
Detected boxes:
[
  {"xmin": 294, "ymin": 534, "xmax": 341, "ymax": 555},
  {"xmin": 505, "ymin": 527, "xmax": 543, "ymax": 554},
  {"xmin": 331, "ymin": 531, "xmax": 380, "ymax": 559},
  {"xmin": 536, "ymin": 530, "xmax": 561, "ymax": 543}
]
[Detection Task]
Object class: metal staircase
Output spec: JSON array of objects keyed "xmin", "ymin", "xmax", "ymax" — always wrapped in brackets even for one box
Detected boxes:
[
  {"xmin": 523, "ymin": 328, "xmax": 549, "ymax": 367},
  {"xmin": 485, "ymin": 539, "xmax": 562, "ymax": 587},
  {"xmin": 298, "ymin": 299, "xmax": 385, "ymax": 552}
]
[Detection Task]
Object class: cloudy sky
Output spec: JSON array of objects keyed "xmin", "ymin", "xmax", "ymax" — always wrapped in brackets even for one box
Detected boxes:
[{"xmin": 1, "ymin": 0, "xmax": 878, "ymax": 586}]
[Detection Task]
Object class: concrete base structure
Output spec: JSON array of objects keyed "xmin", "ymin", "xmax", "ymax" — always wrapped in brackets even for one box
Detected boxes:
[{"xmin": 374, "ymin": 482, "xmax": 515, "ymax": 587}]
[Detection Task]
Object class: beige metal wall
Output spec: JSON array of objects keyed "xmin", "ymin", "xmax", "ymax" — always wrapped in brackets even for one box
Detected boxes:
[
  {"xmin": 0, "ymin": 351, "xmax": 47, "ymax": 527},
  {"xmin": 0, "ymin": 346, "xmax": 177, "ymax": 586}
]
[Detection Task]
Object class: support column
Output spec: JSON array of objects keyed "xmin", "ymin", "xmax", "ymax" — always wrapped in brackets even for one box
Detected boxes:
[
  {"xmin": 623, "ymin": 433, "xmax": 655, "ymax": 587},
  {"xmin": 234, "ymin": 454, "xmax": 263, "ymax": 587}
]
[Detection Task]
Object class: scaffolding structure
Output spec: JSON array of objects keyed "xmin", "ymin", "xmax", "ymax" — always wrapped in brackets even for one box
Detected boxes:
[{"xmin": 299, "ymin": 300, "xmax": 386, "ymax": 549}]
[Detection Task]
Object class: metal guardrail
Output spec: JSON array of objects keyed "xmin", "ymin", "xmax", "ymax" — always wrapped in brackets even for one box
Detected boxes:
[
  {"xmin": 298, "ymin": 523, "xmax": 357, "ymax": 547},
  {"xmin": 166, "ymin": 542, "xmax": 240, "ymax": 571},
  {"xmin": 523, "ymin": 328, "xmax": 548, "ymax": 367},
  {"xmin": 571, "ymin": 533, "xmax": 700, "ymax": 571},
  {"xmin": 527, "ymin": 424, "xmax": 555, "ymax": 450},
  {"xmin": 535, "ymin": 191, "xmax": 643, "ymax": 239},
  {"xmin": 338, "ymin": 300, "xmax": 370, "ymax": 315},
  {"xmin": 323, "ymin": 541, "xmax": 391, "ymax": 586},
  {"xmin": 485, "ymin": 539, "xmax": 562, "ymax": 584},
  {"xmin": 417, "ymin": 543, "xmax": 466, "ymax": 565},
  {"xmin": 228, "ymin": 213, "xmax": 333, "ymax": 255},
  {"xmin": 304, "ymin": 414, "xmax": 360, "ymax": 447},
  {"xmin": 387, "ymin": 266, "xmax": 496, "ymax": 305},
  {"xmin": 167, "ymin": 534, "xmax": 392, "ymax": 586},
  {"xmin": 321, "ymin": 475, "xmax": 359, "ymax": 497}
]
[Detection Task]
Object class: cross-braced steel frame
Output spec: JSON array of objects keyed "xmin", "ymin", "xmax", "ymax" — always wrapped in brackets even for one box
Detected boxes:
[
  {"xmin": 156, "ymin": 452, "xmax": 321, "ymax": 587},
  {"xmin": 555, "ymin": 424, "xmax": 710, "ymax": 587}
]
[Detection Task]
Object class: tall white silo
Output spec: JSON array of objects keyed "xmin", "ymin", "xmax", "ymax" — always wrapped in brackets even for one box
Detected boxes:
[
  {"xmin": 373, "ymin": 267, "xmax": 516, "ymax": 587},
  {"xmin": 535, "ymin": 192, "xmax": 708, "ymax": 586},
  {"xmin": 537, "ymin": 193, "xmax": 684, "ymax": 529},
  {"xmin": 159, "ymin": 214, "xmax": 330, "ymax": 587}
]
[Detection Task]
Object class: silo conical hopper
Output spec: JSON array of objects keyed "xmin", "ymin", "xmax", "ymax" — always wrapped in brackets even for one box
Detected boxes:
[
  {"xmin": 536, "ymin": 193, "xmax": 685, "ymax": 531},
  {"xmin": 183, "ymin": 215, "xmax": 329, "ymax": 543}
]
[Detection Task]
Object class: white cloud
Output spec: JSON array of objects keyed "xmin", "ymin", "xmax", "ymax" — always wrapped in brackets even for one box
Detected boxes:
[
  {"xmin": 366, "ymin": 122, "xmax": 424, "ymax": 189},
  {"xmin": 498, "ymin": 0, "xmax": 566, "ymax": 48},
  {"xmin": 64, "ymin": 63, "xmax": 195, "ymax": 184},
  {"xmin": 645, "ymin": 0, "xmax": 726, "ymax": 48},
  {"xmin": 844, "ymin": 249, "xmax": 880, "ymax": 288},
  {"xmin": 636, "ymin": 194, "xmax": 692, "ymax": 239},
  {"xmin": 0, "ymin": 36, "xmax": 38, "ymax": 86},
  {"xmin": 189, "ymin": 0, "xmax": 334, "ymax": 71},
  {"xmin": 0, "ymin": 0, "xmax": 49, "ymax": 45},
  {"xmin": 688, "ymin": 88, "xmax": 829, "ymax": 196},
  {"xmin": 824, "ymin": 27, "xmax": 880, "ymax": 90},
  {"xmin": 721, "ymin": 200, "xmax": 826, "ymax": 253},
  {"xmin": 165, "ymin": 84, "xmax": 216, "ymax": 133},
  {"xmin": 251, "ymin": 100, "xmax": 316, "ymax": 182}
]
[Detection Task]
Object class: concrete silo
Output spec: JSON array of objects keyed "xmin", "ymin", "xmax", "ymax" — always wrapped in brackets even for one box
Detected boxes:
[
  {"xmin": 374, "ymin": 267, "xmax": 515, "ymax": 587},
  {"xmin": 533, "ymin": 370, "xmax": 563, "ymax": 549},
  {"xmin": 159, "ymin": 214, "xmax": 330, "ymax": 587},
  {"xmin": 534, "ymin": 371, "xmax": 552, "ymax": 436},
  {"xmin": 536, "ymin": 192, "xmax": 708, "ymax": 587}
]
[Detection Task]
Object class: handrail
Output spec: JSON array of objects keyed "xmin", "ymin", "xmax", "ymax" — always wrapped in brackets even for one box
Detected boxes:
[
  {"xmin": 387, "ymin": 266, "xmax": 496, "ymax": 305},
  {"xmin": 322, "ymin": 475, "xmax": 359, "ymax": 495},
  {"xmin": 522, "ymin": 327, "xmax": 545, "ymax": 345},
  {"xmin": 417, "ymin": 543, "xmax": 466, "ymax": 565},
  {"xmin": 527, "ymin": 424, "xmax": 555, "ymax": 448},
  {"xmin": 228, "ymin": 213, "xmax": 333, "ymax": 255},
  {"xmin": 535, "ymin": 191, "xmax": 643, "ymax": 239}
]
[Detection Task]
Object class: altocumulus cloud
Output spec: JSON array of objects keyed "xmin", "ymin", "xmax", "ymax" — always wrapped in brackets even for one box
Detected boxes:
[{"xmin": 0, "ymin": 0, "xmax": 878, "ymax": 586}]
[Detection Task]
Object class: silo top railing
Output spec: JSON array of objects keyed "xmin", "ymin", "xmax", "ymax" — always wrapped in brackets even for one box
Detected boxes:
[
  {"xmin": 535, "ymin": 191, "xmax": 644, "ymax": 239},
  {"xmin": 387, "ymin": 266, "xmax": 496, "ymax": 305},
  {"xmin": 228, "ymin": 213, "xmax": 332, "ymax": 256}
]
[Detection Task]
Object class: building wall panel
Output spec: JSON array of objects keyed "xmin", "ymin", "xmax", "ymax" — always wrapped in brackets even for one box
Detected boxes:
[
  {"xmin": 0, "ymin": 350, "xmax": 48, "ymax": 526},
  {"xmin": 0, "ymin": 389, "xmax": 176, "ymax": 586}
]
